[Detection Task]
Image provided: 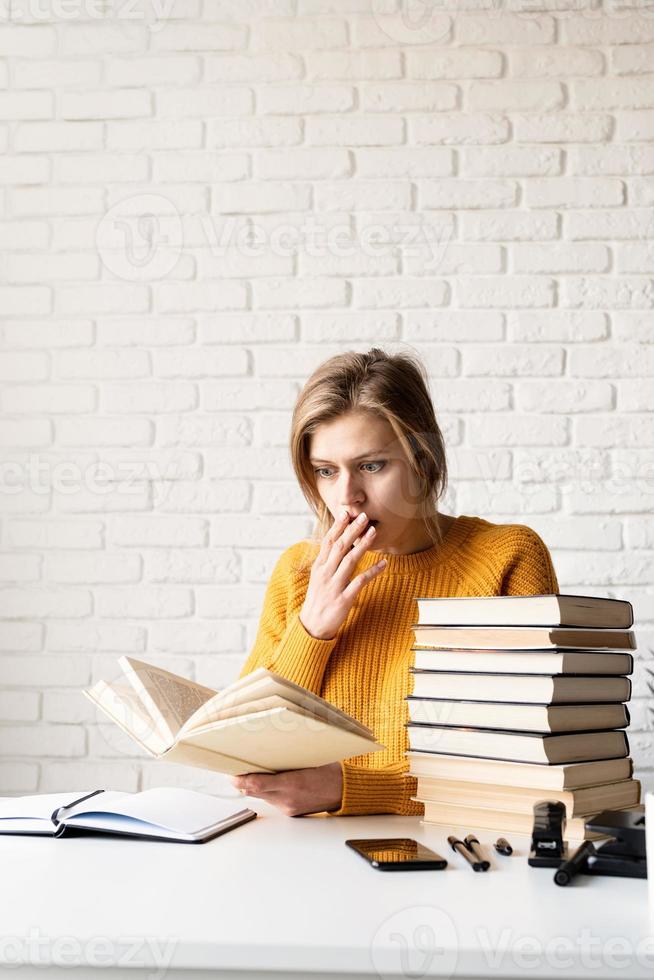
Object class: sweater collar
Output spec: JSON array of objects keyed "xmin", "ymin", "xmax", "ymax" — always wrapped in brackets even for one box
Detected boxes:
[{"xmin": 355, "ymin": 514, "xmax": 474, "ymax": 575}]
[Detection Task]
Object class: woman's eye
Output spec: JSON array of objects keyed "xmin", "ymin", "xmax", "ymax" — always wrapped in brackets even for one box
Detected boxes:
[{"xmin": 313, "ymin": 462, "xmax": 385, "ymax": 478}]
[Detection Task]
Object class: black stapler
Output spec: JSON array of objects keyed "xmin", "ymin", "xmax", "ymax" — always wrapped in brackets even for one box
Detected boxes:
[
  {"xmin": 528, "ymin": 800, "xmax": 570, "ymax": 868},
  {"xmin": 583, "ymin": 806, "xmax": 647, "ymax": 879}
]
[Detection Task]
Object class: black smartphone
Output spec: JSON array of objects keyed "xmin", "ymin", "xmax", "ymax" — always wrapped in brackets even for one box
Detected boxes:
[{"xmin": 345, "ymin": 837, "xmax": 448, "ymax": 871}]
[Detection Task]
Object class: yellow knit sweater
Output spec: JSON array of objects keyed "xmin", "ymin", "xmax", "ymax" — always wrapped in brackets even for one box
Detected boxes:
[{"xmin": 238, "ymin": 514, "xmax": 560, "ymax": 817}]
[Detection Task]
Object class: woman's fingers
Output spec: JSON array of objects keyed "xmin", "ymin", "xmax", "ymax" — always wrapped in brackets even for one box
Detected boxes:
[{"xmin": 323, "ymin": 514, "xmax": 371, "ymax": 575}]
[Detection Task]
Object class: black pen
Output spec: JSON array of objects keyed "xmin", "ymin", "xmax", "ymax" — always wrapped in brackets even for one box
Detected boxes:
[
  {"xmin": 554, "ymin": 839, "xmax": 596, "ymax": 886},
  {"xmin": 464, "ymin": 834, "xmax": 490, "ymax": 871},
  {"xmin": 448, "ymin": 835, "xmax": 485, "ymax": 872}
]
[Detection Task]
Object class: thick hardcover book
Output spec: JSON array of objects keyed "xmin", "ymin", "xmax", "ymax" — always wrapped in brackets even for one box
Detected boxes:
[
  {"xmin": 0, "ymin": 788, "xmax": 257, "ymax": 843},
  {"xmin": 415, "ymin": 594, "xmax": 634, "ymax": 629},
  {"xmin": 411, "ymin": 649, "xmax": 634, "ymax": 676},
  {"xmin": 406, "ymin": 698, "xmax": 630, "ymax": 733},
  {"xmin": 84, "ymin": 657, "xmax": 383, "ymax": 776},
  {"xmin": 411, "ymin": 626, "xmax": 636, "ymax": 651},
  {"xmin": 409, "ymin": 670, "xmax": 632, "ymax": 704}
]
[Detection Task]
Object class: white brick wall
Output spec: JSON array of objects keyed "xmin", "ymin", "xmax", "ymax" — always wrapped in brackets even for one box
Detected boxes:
[{"xmin": 1, "ymin": 0, "xmax": 653, "ymax": 800}]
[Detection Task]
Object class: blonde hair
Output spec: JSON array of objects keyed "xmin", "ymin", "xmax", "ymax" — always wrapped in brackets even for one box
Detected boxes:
[{"xmin": 290, "ymin": 347, "xmax": 448, "ymax": 564}]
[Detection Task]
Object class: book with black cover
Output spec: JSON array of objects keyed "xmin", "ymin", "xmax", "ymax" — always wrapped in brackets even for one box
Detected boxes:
[{"xmin": 0, "ymin": 787, "xmax": 257, "ymax": 843}]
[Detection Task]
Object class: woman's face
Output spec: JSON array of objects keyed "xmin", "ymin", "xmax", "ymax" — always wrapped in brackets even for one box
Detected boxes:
[{"xmin": 308, "ymin": 411, "xmax": 433, "ymax": 555}]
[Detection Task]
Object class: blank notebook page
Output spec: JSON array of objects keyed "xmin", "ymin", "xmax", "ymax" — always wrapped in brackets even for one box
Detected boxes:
[{"xmin": 64, "ymin": 787, "xmax": 249, "ymax": 840}]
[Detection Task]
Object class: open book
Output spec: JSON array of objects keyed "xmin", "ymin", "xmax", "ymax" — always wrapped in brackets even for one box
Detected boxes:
[
  {"xmin": 84, "ymin": 657, "xmax": 384, "ymax": 775},
  {"xmin": 0, "ymin": 788, "xmax": 256, "ymax": 843}
]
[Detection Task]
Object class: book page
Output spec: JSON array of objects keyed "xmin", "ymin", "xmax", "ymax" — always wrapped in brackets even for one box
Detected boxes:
[
  {"xmin": 84, "ymin": 681, "xmax": 171, "ymax": 755},
  {"xmin": 119, "ymin": 657, "xmax": 216, "ymax": 742}
]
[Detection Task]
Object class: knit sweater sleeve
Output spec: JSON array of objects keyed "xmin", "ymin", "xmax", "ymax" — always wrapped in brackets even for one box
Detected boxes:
[
  {"xmin": 500, "ymin": 525, "xmax": 559, "ymax": 596},
  {"xmin": 328, "ymin": 761, "xmax": 423, "ymax": 817},
  {"xmin": 238, "ymin": 543, "xmax": 338, "ymax": 695}
]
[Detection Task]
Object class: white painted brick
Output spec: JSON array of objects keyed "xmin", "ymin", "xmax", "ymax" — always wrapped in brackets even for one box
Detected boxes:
[
  {"xmin": 457, "ymin": 14, "xmax": 555, "ymax": 45},
  {"xmin": 406, "ymin": 243, "xmax": 503, "ymax": 277},
  {"xmin": 617, "ymin": 110, "xmax": 654, "ymax": 142},
  {"xmin": 110, "ymin": 516, "xmax": 207, "ymax": 547},
  {"xmin": 13, "ymin": 59, "xmax": 101, "ymax": 89},
  {"xmin": 145, "ymin": 550, "xmax": 240, "ymax": 586},
  {"xmin": 205, "ymin": 53, "xmax": 302, "ymax": 82},
  {"xmin": 0, "ymin": 156, "xmax": 51, "ymax": 185},
  {"xmin": 150, "ymin": 21, "xmax": 247, "ymax": 52},
  {"xmin": 42, "ymin": 690, "xmax": 97, "ymax": 725},
  {"xmin": 407, "ymin": 47, "xmax": 502, "ymax": 79},
  {"xmin": 618, "ymin": 380, "xmax": 654, "ymax": 412},
  {"xmin": 55, "ymin": 349, "xmax": 150, "ymax": 380},
  {"xmin": 356, "ymin": 147, "xmax": 453, "ymax": 178},
  {"xmin": 563, "ymin": 277, "xmax": 654, "ymax": 310},
  {"xmin": 361, "ymin": 82, "xmax": 458, "ymax": 112},
  {"xmin": 253, "ymin": 277, "xmax": 347, "ymax": 309},
  {"xmin": 94, "ymin": 320, "xmax": 193, "ymax": 348},
  {"xmin": 509, "ymin": 312, "xmax": 608, "ymax": 343},
  {"xmin": 572, "ymin": 78, "xmax": 654, "ymax": 111},
  {"xmin": 51, "ymin": 484, "xmax": 151, "ymax": 515},
  {"xmin": 3, "ymin": 654, "xmax": 90, "ymax": 687},
  {"xmin": 44, "ymin": 553, "xmax": 142, "ymax": 585},
  {"xmin": 252, "ymin": 18, "xmax": 347, "ymax": 51},
  {"xmin": 420, "ymin": 179, "xmax": 517, "ymax": 209},
  {"xmin": 631, "ymin": 179, "xmax": 654, "ymax": 207},
  {"xmin": 524, "ymin": 515, "xmax": 622, "ymax": 551},
  {"xmin": 3, "ymin": 385, "xmax": 96, "ymax": 414},
  {"xmin": 0, "ymin": 762, "xmax": 38, "ymax": 793},
  {"xmin": 513, "ymin": 114, "xmax": 612, "ymax": 143},
  {"xmin": 55, "ymin": 154, "xmax": 150, "ymax": 184},
  {"xmin": 405, "ymin": 311, "xmax": 504, "ymax": 343},
  {"xmin": 456, "ymin": 276, "xmax": 555, "ymax": 308},
  {"xmin": 0, "ymin": 25, "xmax": 56, "ymax": 56},
  {"xmin": 569, "ymin": 346, "xmax": 654, "ymax": 378},
  {"xmin": 12, "ymin": 187, "xmax": 104, "ymax": 217},
  {"xmin": 306, "ymin": 50, "xmax": 401, "ymax": 80},
  {"xmin": 0, "ymin": 420, "xmax": 52, "ymax": 447},
  {"xmin": 468, "ymin": 415, "xmax": 569, "ymax": 447},
  {"xmin": 259, "ymin": 84, "xmax": 354, "ymax": 114},
  {"xmin": 212, "ymin": 182, "xmax": 311, "ymax": 214},
  {"xmin": 6, "ymin": 251, "xmax": 99, "ymax": 283},
  {"xmin": 152, "ymin": 150, "xmax": 248, "ymax": 183},
  {"xmin": 555, "ymin": 551, "xmax": 654, "ymax": 585},
  {"xmin": 4, "ymin": 521, "xmax": 103, "ymax": 551},
  {"xmin": 0, "ymin": 286, "xmax": 51, "ymax": 315},
  {"xmin": 314, "ymin": 180, "xmax": 410, "ymax": 211},
  {"xmin": 462, "ymin": 146, "xmax": 562, "ymax": 178},
  {"xmin": 0, "ymin": 588, "xmax": 91, "ymax": 619},
  {"xmin": 517, "ymin": 380, "xmax": 614, "ymax": 413},
  {"xmin": 56, "ymin": 417, "xmax": 153, "ymax": 447},
  {"xmin": 0, "ymin": 554, "xmax": 41, "ymax": 583},
  {"xmin": 569, "ymin": 146, "xmax": 654, "ymax": 176},
  {"xmin": 626, "ymin": 518, "xmax": 654, "ymax": 550},
  {"xmin": 156, "ymin": 479, "xmax": 249, "ymax": 513},
  {"xmin": 353, "ymin": 278, "xmax": 448, "ymax": 309},
  {"xmin": 565, "ymin": 209, "xmax": 653, "ymax": 241},
  {"xmin": 156, "ymin": 87, "xmax": 253, "ymax": 118},
  {"xmin": 153, "ymin": 347, "xmax": 248, "ymax": 378},
  {"xmin": 513, "ymin": 243, "xmax": 610, "ymax": 274},
  {"xmin": 0, "ymin": 221, "xmax": 49, "ymax": 250},
  {"xmin": 207, "ymin": 117, "xmax": 302, "ymax": 148},
  {"xmin": 411, "ymin": 113, "xmax": 509, "ymax": 144},
  {"xmin": 210, "ymin": 514, "xmax": 310, "ymax": 548},
  {"xmin": 611, "ymin": 313, "xmax": 654, "ymax": 343},
  {"xmin": 254, "ymin": 149, "xmax": 351, "ymax": 180},
  {"xmin": 433, "ymin": 379, "xmax": 512, "ymax": 412},
  {"xmin": 611, "ymin": 44, "xmax": 654, "ymax": 76},
  {"xmin": 576, "ymin": 415, "xmax": 654, "ymax": 448},
  {"xmin": 307, "ymin": 115, "xmax": 404, "ymax": 146},
  {"xmin": 350, "ymin": 12, "xmax": 451, "ymax": 48},
  {"xmin": 60, "ymin": 89, "xmax": 151, "ymax": 121},
  {"xmin": 462, "ymin": 211, "xmax": 559, "ymax": 242},
  {"xmin": 198, "ymin": 314, "xmax": 296, "ymax": 344},
  {"xmin": 202, "ymin": 379, "xmax": 298, "ymax": 411},
  {"xmin": 300, "ymin": 311, "xmax": 400, "ymax": 343},
  {"xmin": 47, "ymin": 621, "xmax": 144, "ymax": 658},
  {"xmin": 0, "ymin": 622, "xmax": 43, "ymax": 652},
  {"xmin": 0, "ymin": 351, "xmax": 49, "ymax": 383},
  {"xmin": 464, "ymin": 345, "xmax": 564, "ymax": 378},
  {"xmin": 101, "ymin": 382, "xmax": 198, "ymax": 414},
  {"xmin": 154, "ymin": 281, "xmax": 246, "ymax": 314},
  {"xmin": 1, "ymin": 725, "xmax": 85, "ymax": 758},
  {"xmin": 157, "ymin": 414, "xmax": 250, "ymax": 448},
  {"xmin": 0, "ymin": 91, "xmax": 53, "ymax": 120},
  {"xmin": 510, "ymin": 46, "xmax": 603, "ymax": 77},
  {"xmin": 95, "ymin": 587, "xmax": 193, "ymax": 619},
  {"xmin": 14, "ymin": 121, "xmax": 103, "ymax": 153},
  {"xmin": 106, "ymin": 55, "xmax": 200, "ymax": 86},
  {"xmin": 526, "ymin": 179, "xmax": 624, "ymax": 209},
  {"xmin": 617, "ymin": 244, "xmax": 654, "ymax": 274},
  {"xmin": 39, "ymin": 762, "xmax": 140, "ymax": 793},
  {"xmin": 107, "ymin": 119, "xmax": 203, "ymax": 150},
  {"xmin": 562, "ymin": 15, "xmax": 654, "ymax": 45},
  {"xmin": 469, "ymin": 80, "xmax": 564, "ymax": 112}
]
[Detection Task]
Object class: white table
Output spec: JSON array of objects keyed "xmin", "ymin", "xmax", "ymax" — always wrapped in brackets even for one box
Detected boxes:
[{"xmin": 1, "ymin": 800, "xmax": 651, "ymax": 980}]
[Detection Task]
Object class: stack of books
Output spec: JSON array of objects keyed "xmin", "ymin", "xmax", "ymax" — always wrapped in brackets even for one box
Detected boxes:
[{"xmin": 406, "ymin": 594, "xmax": 641, "ymax": 844}]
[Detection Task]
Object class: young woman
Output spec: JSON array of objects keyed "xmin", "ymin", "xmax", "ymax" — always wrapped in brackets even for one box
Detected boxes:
[{"xmin": 230, "ymin": 348, "xmax": 559, "ymax": 817}]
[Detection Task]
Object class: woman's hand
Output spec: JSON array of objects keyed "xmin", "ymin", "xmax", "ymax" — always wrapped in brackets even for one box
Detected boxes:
[
  {"xmin": 229, "ymin": 762, "xmax": 343, "ymax": 817},
  {"xmin": 299, "ymin": 510, "xmax": 387, "ymax": 640}
]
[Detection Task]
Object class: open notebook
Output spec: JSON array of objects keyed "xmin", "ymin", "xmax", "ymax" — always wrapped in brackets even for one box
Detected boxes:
[{"xmin": 0, "ymin": 787, "xmax": 257, "ymax": 843}]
